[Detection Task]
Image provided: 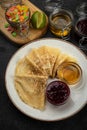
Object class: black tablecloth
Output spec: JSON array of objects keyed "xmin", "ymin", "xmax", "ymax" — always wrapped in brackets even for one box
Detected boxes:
[{"xmin": 0, "ymin": 0, "xmax": 87, "ymax": 129}]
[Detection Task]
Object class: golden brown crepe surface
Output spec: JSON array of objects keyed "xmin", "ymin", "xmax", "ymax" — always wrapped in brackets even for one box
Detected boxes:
[
  {"xmin": 15, "ymin": 57, "xmax": 44, "ymax": 76},
  {"xmin": 26, "ymin": 48, "xmax": 47, "ymax": 75},
  {"xmin": 36, "ymin": 46, "xmax": 52, "ymax": 76},
  {"xmin": 14, "ymin": 75, "xmax": 48, "ymax": 110},
  {"xmin": 44, "ymin": 46, "xmax": 60, "ymax": 76}
]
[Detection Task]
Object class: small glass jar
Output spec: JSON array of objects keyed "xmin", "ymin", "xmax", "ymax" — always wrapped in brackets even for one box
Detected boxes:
[
  {"xmin": 75, "ymin": 2, "xmax": 87, "ymax": 51},
  {"xmin": 49, "ymin": 9, "xmax": 74, "ymax": 39},
  {"xmin": 1, "ymin": 0, "xmax": 22, "ymax": 9}
]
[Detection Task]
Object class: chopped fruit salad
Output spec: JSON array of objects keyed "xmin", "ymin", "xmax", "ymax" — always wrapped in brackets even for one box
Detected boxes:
[{"xmin": 6, "ymin": 5, "xmax": 29, "ymax": 23}]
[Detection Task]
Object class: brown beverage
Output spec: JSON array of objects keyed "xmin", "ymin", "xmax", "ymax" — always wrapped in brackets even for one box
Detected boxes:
[{"xmin": 76, "ymin": 18, "xmax": 87, "ymax": 36}]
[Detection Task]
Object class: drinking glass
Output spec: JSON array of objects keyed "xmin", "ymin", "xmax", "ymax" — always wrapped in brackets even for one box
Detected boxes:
[
  {"xmin": 5, "ymin": 5, "xmax": 30, "ymax": 37},
  {"xmin": 75, "ymin": 2, "xmax": 87, "ymax": 51},
  {"xmin": 49, "ymin": 9, "xmax": 74, "ymax": 40}
]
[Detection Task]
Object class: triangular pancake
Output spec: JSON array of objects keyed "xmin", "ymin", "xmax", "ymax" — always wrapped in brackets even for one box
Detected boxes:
[
  {"xmin": 52, "ymin": 53, "xmax": 70, "ymax": 77},
  {"xmin": 26, "ymin": 48, "xmax": 47, "ymax": 75},
  {"xmin": 15, "ymin": 57, "xmax": 44, "ymax": 76},
  {"xmin": 52, "ymin": 53, "xmax": 77, "ymax": 77},
  {"xmin": 44, "ymin": 46, "xmax": 60, "ymax": 76},
  {"xmin": 14, "ymin": 75, "xmax": 48, "ymax": 110},
  {"xmin": 36, "ymin": 46, "xmax": 52, "ymax": 76}
]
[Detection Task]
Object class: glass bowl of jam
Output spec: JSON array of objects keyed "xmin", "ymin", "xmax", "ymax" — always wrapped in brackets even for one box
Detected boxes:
[
  {"xmin": 49, "ymin": 9, "xmax": 74, "ymax": 39},
  {"xmin": 46, "ymin": 80, "xmax": 70, "ymax": 106},
  {"xmin": 57, "ymin": 62, "xmax": 82, "ymax": 86}
]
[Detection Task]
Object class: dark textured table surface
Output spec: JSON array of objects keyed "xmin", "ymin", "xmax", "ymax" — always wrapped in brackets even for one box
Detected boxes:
[{"xmin": 0, "ymin": 0, "xmax": 87, "ymax": 130}]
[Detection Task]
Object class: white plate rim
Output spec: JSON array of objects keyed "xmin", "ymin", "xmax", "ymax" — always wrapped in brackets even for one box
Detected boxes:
[{"xmin": 5, "ymin": 38, "xmax": 87, "ymax": 121}]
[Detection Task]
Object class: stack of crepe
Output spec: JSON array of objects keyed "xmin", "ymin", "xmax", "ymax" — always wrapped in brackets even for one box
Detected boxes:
[{"xmin": 14, "ymin": 46, "xmax": 76, "ymax": 110}]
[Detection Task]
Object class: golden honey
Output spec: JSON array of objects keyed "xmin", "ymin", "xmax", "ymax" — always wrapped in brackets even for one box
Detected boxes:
[
  {"xmin": 57, "ymin": 62, "xmax": 82, "ymax": 85},
  {"xmin": 49, "ymin": 9, "xmax": 73, "ymax": 37}
]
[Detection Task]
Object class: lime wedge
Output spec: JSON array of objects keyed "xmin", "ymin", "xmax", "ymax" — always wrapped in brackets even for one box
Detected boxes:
[{"xmin": 31, "ymin": 11, "xmax": 46, "ymax": 29}]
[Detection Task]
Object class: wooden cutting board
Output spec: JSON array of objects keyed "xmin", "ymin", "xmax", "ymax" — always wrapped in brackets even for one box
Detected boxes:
[{"xmin": 0, "ymin": 0, "xmax": 48, "ymax": 45}]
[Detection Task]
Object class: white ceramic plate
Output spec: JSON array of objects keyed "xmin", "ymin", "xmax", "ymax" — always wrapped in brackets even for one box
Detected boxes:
[{"xmin": 5, "ymin": 38, "xmax": 87, "ymax": 121}]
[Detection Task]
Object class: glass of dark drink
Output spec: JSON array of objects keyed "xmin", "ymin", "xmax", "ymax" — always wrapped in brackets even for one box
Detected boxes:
[{"xmin": 75, "ymin": 2, "xmax": 87, "ymax": 51}]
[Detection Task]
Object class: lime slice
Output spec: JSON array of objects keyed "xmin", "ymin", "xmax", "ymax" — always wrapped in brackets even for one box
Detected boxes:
[{"xmin": 31, "ymin": 11, "xmax": 46, "ymax": 29}]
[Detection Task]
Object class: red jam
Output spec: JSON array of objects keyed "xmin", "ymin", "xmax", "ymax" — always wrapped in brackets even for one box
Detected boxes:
[{"xmin": 46, "ymin": 81, "xmax": 70, "ymax": 105}]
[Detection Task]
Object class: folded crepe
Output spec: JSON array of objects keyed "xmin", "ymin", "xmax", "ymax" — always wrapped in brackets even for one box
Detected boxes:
[
  {"xmin": 36, "ymin": 46, "xmax": 51, "ymax": 76},
  {"xmin": 14, "ymin": 75, "xmax": 48, "ymax": 110},
  {"xmin": 26, "ymin": 48, "xmax": 47, "ymax": 75},
  {"xmin": 52, "ymin": 53, "xmax": 77, "ymax": 77},
  {"xmin": 43, "ymin": 46, "xmax": 60, "ymax": 76},
  {"xmin": 15, "ymin": 57, "xmax": 44, "ymax": 76}
]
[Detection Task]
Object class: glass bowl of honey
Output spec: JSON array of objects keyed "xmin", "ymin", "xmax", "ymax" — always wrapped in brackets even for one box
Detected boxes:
[
  {"xmin": 49, "ymin": 9, "xmax": 74, "ymax": 39},
  {"xmin": 57, "ymin": 62, "xmax": 82, "ymax": 86}
]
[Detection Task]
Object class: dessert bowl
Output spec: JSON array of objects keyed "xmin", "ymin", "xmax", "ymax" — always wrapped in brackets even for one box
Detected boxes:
[{"xmin": 46, "ymin": 80, "xmax": 70, "ymax": 106}]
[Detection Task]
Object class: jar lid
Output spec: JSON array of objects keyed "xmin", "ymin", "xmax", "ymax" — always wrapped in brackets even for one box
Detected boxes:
[{"xmin": 76, "ymin": 2, "xmax": 87, "ymax": 17}]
